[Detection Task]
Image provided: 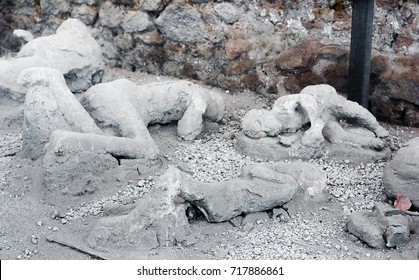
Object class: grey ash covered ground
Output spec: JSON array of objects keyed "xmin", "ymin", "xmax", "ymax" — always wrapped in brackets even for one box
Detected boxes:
[{"xmin": 0, "ymin": 76, "xmax": 418, "ymax": 260}]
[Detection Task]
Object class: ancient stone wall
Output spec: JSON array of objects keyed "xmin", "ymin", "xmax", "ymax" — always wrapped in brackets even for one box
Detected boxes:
[{"xmin": 1, "ymin": 0, "xmax": 418, "ymax": 126}]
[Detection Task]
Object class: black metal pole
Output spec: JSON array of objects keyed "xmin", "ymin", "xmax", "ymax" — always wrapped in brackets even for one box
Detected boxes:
[{"xmin": 348, "ymin": 0, "xmax": 375, "ymax": 108}]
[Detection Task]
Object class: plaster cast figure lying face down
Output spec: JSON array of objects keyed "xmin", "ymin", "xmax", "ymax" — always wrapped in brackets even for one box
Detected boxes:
[
  {"xmin": 18, "ymin": 67, "xmax": 225, "ymax": 194},
  {"xmin": 18, "ymin": 67, "xmax": 225, "ymax": 161},
  {"xmin": 81, "ymin": 78, "xmax": 225, "ymax": 142}
]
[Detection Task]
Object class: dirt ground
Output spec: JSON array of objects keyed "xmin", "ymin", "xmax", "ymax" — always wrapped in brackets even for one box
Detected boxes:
[{"xmin": 0, "ymin": 71, "xmax": 418, "ymax": 261}]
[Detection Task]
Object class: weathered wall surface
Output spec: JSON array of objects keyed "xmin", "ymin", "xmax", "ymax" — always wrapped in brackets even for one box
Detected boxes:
[{"xmin": 1, "ymin": 0, "xmax": 418, "ymax": 126}]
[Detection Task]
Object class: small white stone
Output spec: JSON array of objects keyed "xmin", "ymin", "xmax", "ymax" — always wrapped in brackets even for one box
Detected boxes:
[
  {"xmin": 31, "ymin": 236, "xmax": 38, "ymax": 245},
  {"xmin": 253, "ymin": 247, "xmax": 262, "ymax": 255}
]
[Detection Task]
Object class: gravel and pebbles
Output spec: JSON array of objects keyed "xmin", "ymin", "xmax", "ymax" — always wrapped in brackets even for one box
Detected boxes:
[
  {"xmin": 54, "ymin": 119, "xmax": 416, "ymax": 259},
  {"xmin": 173, "ymin": 134, "xmax": 254, "ymax": 183},
  {"xmin": 64, "ymin": 178, "xmax": 155, "ymax": 221},
  {"xmin": 0, "ymin": 132, "xmax": 21, "ymax": 158},
  {"xmin": 0, "ymin": 132, "xmax": 21, "ymax": 197},
  {"xmin": 0, "ymin": 108, "xmax": 417, "ymax": 260},
  {"xmin": 171, "ymin": 126, "xmax": 408, "ymax": 260}
]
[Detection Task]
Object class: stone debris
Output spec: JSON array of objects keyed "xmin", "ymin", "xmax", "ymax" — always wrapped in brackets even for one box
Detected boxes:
[
  {"xmin": 0, "ymin": 132, "xmax": 21, "ymax": 158},
  {"xmin": 173, "ymin": 135, "xmax": 253, "ymax": 183},
  {"xmin": 242, "ymin": 212, "xmax": 270, "ymax": 227},
  {"xmin": 65, "ymin": 178, "xmax": 154, "ymax": 221},
  {"xmin": 122, "ymin": 10, "xmax": 154, "ymax": 33},
  {"xmin": 2, "ymin": 1, "xmax": 418, "ymax": 126},
  {"xmin": 155, "ymin": 3, "xmax": 210, "ymax": 44},
  {"xmin": 317, "ymin": 158, "xmax": 387, "ymax": 211},
  {"xmin": 214, "ymin": 2, "xmax": 242, "ymax": 24},
  {"xmin": 31, "ymin": 235, "xmax": 38, "ymax": 245},
  {"xmin": 229, "ymin": 216, "xmax": 243, "ymax": 228},
  {"xmin": 347, "ymin": 203, "xmax": 412, "ymax": 249},
  {"xmin": 0, "ymin": 16, "xmax": 417, "ymax": 257},
  {"xmin": 170, "ymin": 128, "xmax": 409, "ymax": 259},
  {"xmin": 273, "ymin": 208, "xmax": 290, "ymax": 223},
  {"xmin": 253, "ymin": 247, "xmax": 262, "ymax": 255},
  {"xmin": 98, "ymin": 1, "xmax": 126, "ymax": 29},
  {"xmin": 0, "ymin": 120, "xmax": 417, "ymax": 259},
  {"xmin": 220, "ymin": 211, "xmax": 348, "ymax": 260}
]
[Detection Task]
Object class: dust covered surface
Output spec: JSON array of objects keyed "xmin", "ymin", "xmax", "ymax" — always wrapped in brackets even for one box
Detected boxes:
[{"xmin": 0, "ymin": 71, "xmax": 419, "ymax": 260}]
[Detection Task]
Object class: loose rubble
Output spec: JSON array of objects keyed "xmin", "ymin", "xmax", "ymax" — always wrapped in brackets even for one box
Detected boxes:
[
  {"xmin": 173, "ymin": 134, "xmax": 253, "ymax": 183},
  {"xmin": 347, "ymin": 203, "xmax": 412, "ymax": 249},
  {"xmin": 26, "ymin": 117, "xmax": 414, "ymax": 260},
  {"xmin": 0, "ymin": 132, "xmax": 21, "ymax": 158},
  {"xmin": 0, "ymin": 72, "xmax": 418, "ymax": 260},
  {"xmin": 2, "ymin": 2, "xmax": 419, "ymax": 127},
  {"xmin": 64, "ymin": 178, "xmax": 154, "ymax": 221}
]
